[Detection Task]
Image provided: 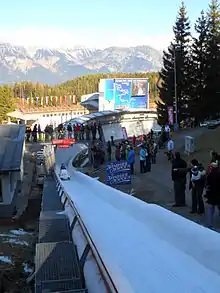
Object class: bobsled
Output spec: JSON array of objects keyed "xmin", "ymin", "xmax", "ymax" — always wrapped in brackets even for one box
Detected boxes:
[{"xmin": 59, "ymin": 163, "xmax": 70, "ymax": 180}]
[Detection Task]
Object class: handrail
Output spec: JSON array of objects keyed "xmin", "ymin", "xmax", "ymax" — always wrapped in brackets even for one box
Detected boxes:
[{"xmin": 54, "ymin": 171, "xmax": 119, "ymax": 293}]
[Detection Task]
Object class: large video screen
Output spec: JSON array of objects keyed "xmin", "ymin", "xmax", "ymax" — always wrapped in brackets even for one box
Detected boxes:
[
  {"xmin": 131, "ymin": 79, "xmax": 147, "ymax": 97},
  {"xmin": 114, "ymin": 78, "xmax": 148, "ymax": 110}
]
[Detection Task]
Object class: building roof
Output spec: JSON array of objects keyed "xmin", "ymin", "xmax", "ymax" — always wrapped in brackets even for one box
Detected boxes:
[
  {"xmin": 80, "ymin": 100, "xmax": 99, "ymax": 110},
  {"xmin": 7, "ymin": 105, "xmax": 89, "ymax": 121},
  {"xmin": 0, "ymin": 125, "xmax": 26, "ymax": 172},
  {"xmin": 81, "ymin": 92, "xmax": 99, "ymax": 102},
  {"xmin": 64, "ymin": 110, "xmax": 124, "ymax": 126},
  {"xmin": 80, "ymin": 93, "xmax": 99, "ymax": 110},
  {"xmin": 17, "ymin": 104, "xmax": 86, "ymax": 114}
]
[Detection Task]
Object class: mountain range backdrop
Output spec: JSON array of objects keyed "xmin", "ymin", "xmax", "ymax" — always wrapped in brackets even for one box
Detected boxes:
[{"xmin": 0, "ymin": 43, "xmax": 162, "ymax": 85}]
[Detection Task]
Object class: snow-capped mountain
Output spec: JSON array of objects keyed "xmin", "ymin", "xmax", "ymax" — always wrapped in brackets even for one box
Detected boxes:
[{"xmin": 0, "ymin": 43, "xmax": 162, "ymax": 85}]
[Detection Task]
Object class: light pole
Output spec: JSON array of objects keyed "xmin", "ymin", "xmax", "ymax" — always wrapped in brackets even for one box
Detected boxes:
[{"xmin": 173, "ymin": 45, "xmax": 179, "ymax": 131}]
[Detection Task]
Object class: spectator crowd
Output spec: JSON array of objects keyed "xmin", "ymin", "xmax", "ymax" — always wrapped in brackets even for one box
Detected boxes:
[{"xmin": 26, "ymin": 119, "xmax": 220, "ymax": 229}]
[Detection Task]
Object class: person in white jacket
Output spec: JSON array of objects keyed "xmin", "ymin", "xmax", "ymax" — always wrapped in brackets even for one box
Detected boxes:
[{"xmin": 167, "ymin": 137, "xmax": 174, "ymax": 161}]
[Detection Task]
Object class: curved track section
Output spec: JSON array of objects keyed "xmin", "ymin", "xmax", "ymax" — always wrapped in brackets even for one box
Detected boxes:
[
  {"xmin": 55, "ymin": 145, "xmax": 220, "ymax": 293},
  {"xmin": 55, "ymin": 143, "xmax": 87, "ymax": 169}
]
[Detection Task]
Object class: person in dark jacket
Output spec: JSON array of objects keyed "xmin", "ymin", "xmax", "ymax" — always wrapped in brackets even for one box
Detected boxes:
[
  {"xmin": 204, "ymin": 160, "xmax": 220, "ymax": 228},
  {"xmin": 32, "ymin": 124, "xmax": 38, "ymax": 142},
  {"xmin": 132, "ymin": 135, "xmax": 136, "ymax": 147},
  {"xmin": 121, "ymin": 143, "xmax": 126, "ymax": 160},
  {"xmin": 115, "ymin": 145, "xmax": 121, "ymax": 161},
  {"xmin": 85, "ymin": 125, "xmax": 90, "ymax": 140},
  {"xmin": 80, "ymin": 124, "xmax": 85, "ymax": 140},
  {"xmin": 189, "ymin": 159, "xmax": 206, "ymax": 214},
  {"xmin": 26, "ymin": 125, "xmax": 31, "ymax": 142},
  {"xmin": 67, "ymin": 123, "xmax": 72, "ymax": 138},
  {"xmin": 98, "ymin": 122, "xmax": 102, "ymax": 140},
  {"xmin": 145, "ymin": 144, "xmax": 151, "ymax": 172},
  {"xmin": 92, "ymin": 123, "xmax": 97, "ymax": 140},
  {"xmin": 107, "ymin": 141, "xmax": 112, "ymax": 162},
  {"xmin": 171, "ymin": 152, "xmax": 187, "ymax": 207}
]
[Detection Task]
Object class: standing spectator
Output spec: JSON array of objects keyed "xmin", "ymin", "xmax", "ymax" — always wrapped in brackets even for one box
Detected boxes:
[
  {"xmin": 121, "ymin": 143, "xmax": 126, "ymax": 160},
  {"xmin": 139, "ymin": 146, "xmax": 146, "ymax": 173},
  {"xmin": 92, "ymin": 122, "xmax": 97, "ymax": 140},
  {"xmin": 80, "ymin": 124, "xmax": 85, "ymax": 140},
  {"xmin": 32, "ymin": 124, "xmax": 37, "ymax": 142},
  {"xmin": 127, "ymin": 146, "xmax": 135, "ymax": 174},
  {"xmin": 85, "ymin": 125, "xmax": 90, "ymax": 140},
  {"xmin": 58, "ymin": 123, "xmax": 64, "ymax": 139},
  {"xmin": 204, "ymin": 159, "xmax": 220, "ymax": 229},
  {"xmin": 38, "ymin": 124, "xmax": 42, "ymax": 141},
  {"xmin": 76, "ymin": 124, "xmax": 81, "ymax": 140},
  {"xmin": 132, "ymin": 135, "xmax": 136, "ymax": 147},
  {"xmin": 189, "ymin": 159, "xmax": 206, "ymax": 214},
  {"xmin": 115, "ymin": 145, "xmax": 121, "ymax": 161},
  {"xmin": 98, "ymin": 122, "xmax": 102, "ymax": 140},
  {"xmin": 145, "ymin": 145, "xmax": 151, "ymax": 172},
  {"xmin": 159, "ymin": 126, "xmax": 167, "ymax": 149},
  {"xmin": 44, "ymin": 125, "xmax": 49, "ymax": 142},
  {"xmin": 26, "ymin": 125, "xmax": 31, "ymax": 142},
  {"xmin": 73, "ymin": 124, "xmax": 77, "ymax": 140},
  {"xmin": 165, "ymin": 124, "xmax": 170, "ymax": 140},
  {"xmin": 171, "ymin": 152, "xmax": 187, "ymax": 207},
  {"xmin": 107, "ymin": 141, "xmax": 112, "ymax": 162},
  {"xmin": 67, "ymin": 123, "xmax": 72, "ymax": 138},
  {"xmin": 91, "ymin": 143, "xmax": 98, "ymax": 169},
  {"xmin": 151, "ymin": 141, "xmax": 158, "ymax": 164},
  {"xmin": 47, "ymin": 125, "xmax": 53, "ymax": 141},
  {"xmin": 125, "ymin": 144, "xmax": 130, "ymax": 160},
  {"xmin": 167, "ymin": 137, "xmax": 174, "ymax": 162}
]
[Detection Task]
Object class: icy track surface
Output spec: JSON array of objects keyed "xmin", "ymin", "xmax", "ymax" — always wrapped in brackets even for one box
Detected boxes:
[{"xmin": 56, "ymin": 144, "xmax": 220, "ymax": 293}]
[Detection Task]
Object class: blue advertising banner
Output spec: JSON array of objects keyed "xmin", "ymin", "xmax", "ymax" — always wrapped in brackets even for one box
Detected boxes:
[
  {"xmin": 106, "ymin": 161, "xmax": 131, "ymax": 185},
  {"xmin": 114, "ymin": 79, "xmax": 132, "ymax": 109},
  {"xmin": 113, "ymin": 79, "xmax": 149, "ymax": 110},
  {"xmin": 129, "ymin": 95, "xmax": 148, "ymax": 109},
  {"xmin": 104, "ymin": 79, "xmax": 115, "ymax": 101}
]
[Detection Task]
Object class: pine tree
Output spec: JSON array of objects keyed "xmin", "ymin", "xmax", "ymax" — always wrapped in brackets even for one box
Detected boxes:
[
  {"xmin": 190, "ymin": 11, "xmax": 208, "ymax": 121},
  {"xmin": 0, "ymin": 86, "xmax": 15, "ymax": 122},
  {"xmin": 157, "ymin": 1, "xmax": 191, "ymax": 125},
  {"xmin": 156, "ymin": 47, "xmax": 175, "ymax": 125},
  {"xmin": 173, "ymin": 1, "xmax": 191, "ymax": 122},
  {"xmin": 203, "ymin": 0, "xmax": 220, "ymax": 118}
]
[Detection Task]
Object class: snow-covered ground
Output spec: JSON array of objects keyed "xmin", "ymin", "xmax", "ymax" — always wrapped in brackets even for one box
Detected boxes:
[
  {"xmin": 55, "ymin": 144, "xmax": 220, "ymax": 293},
  {"xmin": 0, "ymin": 228, "xmax": 34, "ymax": 274}
]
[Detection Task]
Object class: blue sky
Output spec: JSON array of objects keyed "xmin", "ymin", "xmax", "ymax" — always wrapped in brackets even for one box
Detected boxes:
[{"xmin": 0, "ymin": 0, "xmax": 211, "ymax": 49}]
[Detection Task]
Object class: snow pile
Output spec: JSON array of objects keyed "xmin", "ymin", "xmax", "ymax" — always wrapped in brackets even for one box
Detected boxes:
[
  {"xmin": 0, "ymin": 256, "xmax": 12, "ymax": 264},
  {"xmin": 0, "ymin": 228, "xmax": 33, "ymax": 247},
  {"xmin": 23, "ymin": 263, "xmax": 33, "ymax": 274},
  {"xmin": 3, "ymin": 238, "xmax": 28, "ymax": 246},
  {"xmin": 9, "ymin": 229, "xmax": 32, "ymax": 236}
]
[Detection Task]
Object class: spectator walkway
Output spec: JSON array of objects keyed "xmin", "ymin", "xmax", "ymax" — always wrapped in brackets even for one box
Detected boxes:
[{"xmin": 35, "ymin": 177, "xmax": 88, "ymax": 293}]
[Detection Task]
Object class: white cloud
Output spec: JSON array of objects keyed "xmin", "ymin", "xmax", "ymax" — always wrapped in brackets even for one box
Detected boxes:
[{"xmin": 0, "ymin": 27, "xmax": 173, "ymax": 51}]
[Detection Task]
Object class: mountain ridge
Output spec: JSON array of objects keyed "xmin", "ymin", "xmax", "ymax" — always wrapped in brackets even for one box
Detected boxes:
[{"xmin": 0, "ymin": 42, "xmax": 162, "ymax": 85}]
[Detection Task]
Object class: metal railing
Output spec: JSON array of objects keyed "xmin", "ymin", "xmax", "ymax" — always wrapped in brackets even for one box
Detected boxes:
[{"xmin": 54, "ymin": 171, "xmax": 119, "ymax": 293}]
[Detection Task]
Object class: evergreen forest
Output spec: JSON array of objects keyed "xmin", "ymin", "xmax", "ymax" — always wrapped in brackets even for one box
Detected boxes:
[{"xmin": 157, "ymin": 0, "xmax": 220, "ymax": 124}]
